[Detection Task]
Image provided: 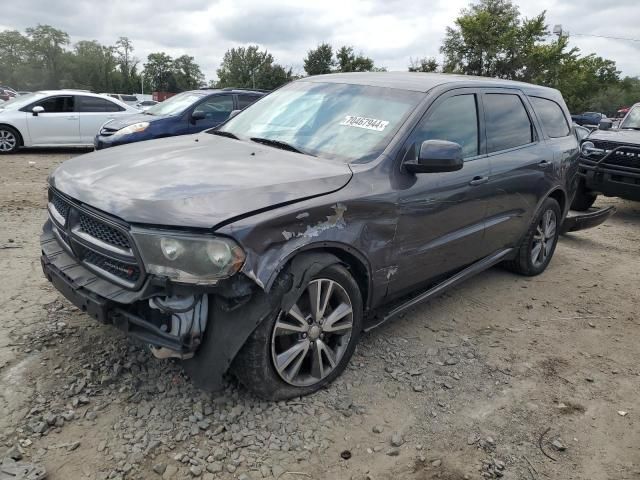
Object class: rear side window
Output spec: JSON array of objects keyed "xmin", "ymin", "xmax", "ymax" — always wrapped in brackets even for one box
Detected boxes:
[
  {"xmin": 35, "ymin": 96, "xmax": 74, "ymax": 113},
  {"xmin": 77, "ymin": 96, "xmax": 124, "ymax": 112},
  {"xmin": 411, "ymin": 94, "xmax": 479, "ymax": 158},
  {"xmin": 238, "ymin": 94, "xmax": 260, "ymax": 109},
  {"xmin": 530, "ymin": 96, "xmax": 570, "ymax": 138},
  {"xmin": 484, "ymin": 94, "xmax": 533, "ymax": 153}
]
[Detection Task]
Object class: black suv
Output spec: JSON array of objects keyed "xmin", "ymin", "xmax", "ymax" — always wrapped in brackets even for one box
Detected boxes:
[
  {"xmin": 572, "ymin": 103, "xmax": 640, "ymax": 210},
  {"xmin": 41, "ymin": 73, "xmax": 607, "ymax": 400}
]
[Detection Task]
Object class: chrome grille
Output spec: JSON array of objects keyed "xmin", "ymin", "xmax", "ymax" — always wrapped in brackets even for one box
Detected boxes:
[{"xmin": 47, "ymin": 188, "xmax": 144, "ymax": 289}]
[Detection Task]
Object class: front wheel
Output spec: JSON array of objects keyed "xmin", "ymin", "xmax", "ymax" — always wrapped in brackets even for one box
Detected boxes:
[
  {"xmin": 232, "ymin": 263, "xmax": 363, "ymax": 400},
  {"xmin": 0, "ymin": 126, "xmax": 20, "ymax": 154},
  {"xmin": 504, "ymin": 197, "xmax": 561, "ymax": 276}
]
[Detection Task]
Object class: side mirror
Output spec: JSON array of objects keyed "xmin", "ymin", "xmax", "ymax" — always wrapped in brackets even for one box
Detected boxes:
[
  {"xmin": 228, "ymin": 109, "xmax": 241, "ymax": 120},
  {"xmin": 191, "ymin": 111, "xmax": 206, "ymax": 123},
  {"xmin": 598, "ymin": 119, "xmax": 612, "ymax": 131},
  {"xmin": 32, "ymin": 106, "xmax": 44, "ymax": 116},
  {"xmin": 405, "ymin": 140, "xmax": 464, "ymax": 174}
]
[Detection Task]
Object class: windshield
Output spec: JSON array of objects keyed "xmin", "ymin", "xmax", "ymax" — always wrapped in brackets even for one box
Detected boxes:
[
  {"xmin": 0, "ymin": 92, "xmax": 47, "ymax": 110},
  {"xmin": 216, "ymin": 81, "xmax": 423, "ymax": 163},
  {"xmin": 121, "ymin": 95, "xmax": 138, "ymax": 102},
  {"xmin": 145, "ymin": 92, "xmax": 204, "ymax": 116},
  {"xmin": 620, "ymin": 106, "xmax": 640, "ymax": 130}
]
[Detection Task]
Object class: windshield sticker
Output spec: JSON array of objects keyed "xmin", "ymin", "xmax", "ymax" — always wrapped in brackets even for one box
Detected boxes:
[{"xmin": 340, "ymin": 116, "xmax": 389, "ymax": 132}]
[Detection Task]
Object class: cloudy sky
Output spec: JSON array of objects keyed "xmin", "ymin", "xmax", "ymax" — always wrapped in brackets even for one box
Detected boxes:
[{"xmin": 2, "ymin": 0, "xmax": 639, "ymax": 82}]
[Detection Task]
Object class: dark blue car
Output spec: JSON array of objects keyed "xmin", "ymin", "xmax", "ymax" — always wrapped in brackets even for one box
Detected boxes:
[{"xmin": 94, "ymin": 88, "xmax": 265, "ymax": 150}]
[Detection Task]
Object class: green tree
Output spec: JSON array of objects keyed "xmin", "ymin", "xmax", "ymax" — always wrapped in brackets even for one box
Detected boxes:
[
  {"xmin": 216, "ymin": 46, "xmax": 292, "ymax": 90},
  {"xmin": 115, "ymin": 37, "xmax": 137, "ymax": 92},
  {"xmin": 440, "ymin": 0, "xmax": 547, "ymax": 79},
  {"xmin": 303, "ymin": 43, "xmax": 334, "ymax": 75},
  {"xmin": 143, "ymin": 52, "xmax": 174, "ymax": 91},
  {"xmin": 0, "ymin": 30, "xmax": 30, "ymax": 86},
  {"xmin": 25, "ymin": 24, "xmax": 70, "ymax": 88},
  {"xmin": 172, "ymin": 55, "xmax": 205, "ymax": 91},
  {"xmin": 335, "ymin": 46, "xmax": 375, "ymax": 72},
  {"xmin": 408, "ymin": 57, "xmax": 439, "ymax": 73}
]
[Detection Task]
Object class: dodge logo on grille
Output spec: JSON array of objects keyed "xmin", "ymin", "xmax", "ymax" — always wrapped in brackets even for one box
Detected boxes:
[{"xmin": 104, "ymin": 260, "xmax": 135, "ymax": 277}]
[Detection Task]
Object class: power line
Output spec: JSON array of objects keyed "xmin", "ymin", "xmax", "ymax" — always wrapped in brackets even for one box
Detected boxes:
[{"xmin": 570, "ymin": 33, "xmax": 640, "ymax": 43}]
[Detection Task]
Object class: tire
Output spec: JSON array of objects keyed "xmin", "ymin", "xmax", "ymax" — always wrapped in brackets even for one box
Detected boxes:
[
  {"xmin": 232, "ymin": 263, "xmax": 363, "ymax": 400},
  {"xmin": 0, "ymin": 126, "xmax": 20, "ymax": 154},
  {"xmin": 504, "ymin": 197, "xmax": 561, "ymax": 276},
  {"xmin": 570, "ymin": 180, "xmax": 597, "ymax": 211}
]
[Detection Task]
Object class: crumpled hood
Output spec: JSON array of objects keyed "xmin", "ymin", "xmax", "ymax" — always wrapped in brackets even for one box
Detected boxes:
[
  {"xmin": 102, "ymin": 113, "xmax": 168, "ymax": 131},
  {"xmin": 50, "ymin": 134, "xmax": 353, "ymax": 229},
  {"xmin": 588, "ymin": 128, "xmax": 640, "ymax": 144}
]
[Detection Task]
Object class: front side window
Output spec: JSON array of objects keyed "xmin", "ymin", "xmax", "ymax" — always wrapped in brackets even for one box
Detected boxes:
[
  {"xmin": 484, "ymin": 94, "xmax": 533, "ymax": 153},
  {"xmin": 620, "ymin": 106, "xmax": 640, "ymax": 130},
  {"xmin": 35, "ymin": 96, "xmax": 74, "ymax": 113},
  {"xmin": 193, "ymin": 96, "xmax": 234, "ymax": 122},
  {"xmin": 78, "ymin": 96, "xmax": 123, "ymax": 113},
  {"xmin": 530, "ymin": 96, "xmax": 570, "ymax": 138},
  {"xmin": 410, "ymin": 94, "xmax": 479, "ymax": 159},
  {"xmin": 217, "ymin": 81, "xmax": 423, "ymax": 163}
]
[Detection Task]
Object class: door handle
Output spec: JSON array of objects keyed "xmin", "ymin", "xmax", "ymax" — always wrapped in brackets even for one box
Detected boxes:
[
  {"xmin": 66, "ymin": 116, "xmax": 78, "ymax": 120},
  {"xmin": 469, "ymin": 176, "xmax": 489, "ymax": 186},
  {"xmin": 538, "ymin": 160, "xmax": 551, "ymax": 168}
]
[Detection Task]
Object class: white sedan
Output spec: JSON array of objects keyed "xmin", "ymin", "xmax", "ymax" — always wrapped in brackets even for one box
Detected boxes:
[{"xmin": 0, "ymin": 90, "xmax": 139, "ymax": 153}]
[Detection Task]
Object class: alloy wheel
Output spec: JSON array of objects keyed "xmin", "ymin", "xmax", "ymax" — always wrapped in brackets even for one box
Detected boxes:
[
  {"xmin": 271, "ymin": 278, "xmax": 354, "ymax": 387},
  {"xmin": 0, "ymin": 130, "xmax": 16, "ymax": 152},
  {"xmin": 531, "ymin": 209, "xmax": 557, "ymax": 268}
]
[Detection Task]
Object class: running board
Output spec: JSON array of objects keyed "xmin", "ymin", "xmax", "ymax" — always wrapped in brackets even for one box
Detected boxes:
[{"xmin": 366, "ymin": 248, "xmax": 514, "ymax": 331}]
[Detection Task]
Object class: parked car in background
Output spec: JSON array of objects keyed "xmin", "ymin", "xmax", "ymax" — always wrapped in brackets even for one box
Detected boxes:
[
  {"xmin": 0, "ymin": 87, "xmax": 17, "ymax": 102},
  {"xmin": 107, "ymin": 93, "xmax": 140, "ymax": 106},
  {"xmin": 17, "ymin": 91, "xmax": 32, "ymax": 96},
  {"xmin": 41, "ymin": 73, "xmax": 612, "ymax": 400},
  {"xmin": 135, "ymin": 100, "xmax": 158, "ymax": 111},
  {"xmin": 571, "ymin": 111, "xmax": 608, "ymax": 126},
  {"xmin": 94, "ymin": 88, "xmax": 265, "ymax": 150},
  {"xmin": 572, "ymin": 103, "xmax": 640, "ymax": 210},
  {"xmin": 0, "ymin": 90, "xmax": 139, "ymax": 153}
]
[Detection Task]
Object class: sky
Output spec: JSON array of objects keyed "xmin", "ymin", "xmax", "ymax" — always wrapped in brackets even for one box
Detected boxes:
[{"xmin": 2, "ymin": 0, "xmax": 639, "ymax": 83}]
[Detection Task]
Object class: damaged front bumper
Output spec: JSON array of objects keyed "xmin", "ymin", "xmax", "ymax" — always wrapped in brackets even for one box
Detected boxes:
[
  {"xmin": 40, "ymin": 219, "xmax": 240, "ymax": 360},
  {"xmin": 560, "ymin": 206, "xmax": 616, "ymax": 234}
]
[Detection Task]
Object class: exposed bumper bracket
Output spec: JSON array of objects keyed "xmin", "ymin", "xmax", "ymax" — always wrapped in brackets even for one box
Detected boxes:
[{"xmin": 560, "ymin": 206, "xmax": 616, "ymax": 234}]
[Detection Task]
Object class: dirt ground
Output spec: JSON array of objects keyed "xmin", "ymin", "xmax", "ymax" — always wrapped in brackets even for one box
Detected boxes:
[{"xmin": 1, "ymin": 150, "xmax": 639, "ymax": 480}]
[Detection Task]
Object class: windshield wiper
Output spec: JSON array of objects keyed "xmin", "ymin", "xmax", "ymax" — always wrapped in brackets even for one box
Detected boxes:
[
  {"xmin": 250, "ymin": 137, "xmax": 314, "ymax": 156},
  {"xmin": 209, "ymin": 130, "xmax": 239, "ymax": 139}
]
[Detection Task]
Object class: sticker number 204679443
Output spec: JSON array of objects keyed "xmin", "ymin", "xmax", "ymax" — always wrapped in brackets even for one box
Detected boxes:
[{"xmin": 340, "ymin": 115, "xmax": 389, "ymax": 132}]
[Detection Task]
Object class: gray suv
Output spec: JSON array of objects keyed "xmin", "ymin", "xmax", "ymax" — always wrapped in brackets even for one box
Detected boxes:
[{"xmin": 41, "ymin": 73, "xmax": 610, "ymax": 399}]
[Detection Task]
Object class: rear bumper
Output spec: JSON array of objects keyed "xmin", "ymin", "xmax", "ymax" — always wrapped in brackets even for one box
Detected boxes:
[{"xmin": 560, "ymin": 206, "xmax": 616, "ymax": 234}]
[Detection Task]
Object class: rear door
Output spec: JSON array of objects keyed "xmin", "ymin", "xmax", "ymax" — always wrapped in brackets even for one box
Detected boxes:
[
  {"xmin": 188, "ymin": 94, "xmax": 234, "ymax": 132},
  {"xmin": 25, "ymin": 95, "xmax": 79, "ymax": 145},
  {"xmin": 77, "ymin": 96, "xmax": 128, "ymax": 144},
  {"xmin": 389, "ymin": 89, "xmax": 493, "ymax": 296},
  {"xmin": 481, "ymin": 90, "xmax": 555, "ymax": 253}
]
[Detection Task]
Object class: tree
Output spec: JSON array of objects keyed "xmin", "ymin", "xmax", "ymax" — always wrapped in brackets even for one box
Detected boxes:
[
  {"xmin": 408, "ymin": 57, "xmax": 439, "ymax": 73},
  {"xmin": 144, "ymin": 52, "xmax": 174, "ymax": 91},
  {"xmin": 0, "ymin": 30, "xmax": 30, "ymax": 87},
  {"xmin": 25, "ymin": 24, "xmax": 70, "ymax": 88},
  {"xmin": 216, "ymin": 46, "xmax": 292, "ymax": 90},
  {"xmin": 440, "ymin": 0, "xmax": 547, "ymax": 79},
  {"xmin": 335, "ymin": 46, "xmax": 375, "ymax": 72},
  {"xmin": 115, "ymin": 37, "xmax": 138, "ymax": 92},
  {"xmin": 172, "ymin": 55, "xmax": 205, "ymax": 91},
  {"xmin": 303, "ymin": 43, "xmax": 334, "ymax": 76}
]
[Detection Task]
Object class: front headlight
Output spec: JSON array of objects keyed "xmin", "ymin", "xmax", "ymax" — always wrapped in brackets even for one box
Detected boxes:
[
  {"xmin": 131, "ymin": 230, "xmax": 245, "ymax": 284},
  {"xmin": 114, "ymin": 122, "xmax": 149, "ymax": 137}
]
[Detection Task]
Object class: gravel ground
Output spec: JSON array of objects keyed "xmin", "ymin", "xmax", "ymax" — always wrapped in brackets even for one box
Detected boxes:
[{"xmin": 1, "ymin": 150, "xmax": 639, "ymax": 480}]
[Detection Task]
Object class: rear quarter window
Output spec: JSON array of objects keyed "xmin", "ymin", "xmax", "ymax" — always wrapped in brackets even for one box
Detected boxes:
[
  {"xmin": 484, "ymin": 93, "xmax": 534, "ymax": 153},
  {"xmin": 530, "ymin": 96, "xmax": 570, "ymax": 138}
]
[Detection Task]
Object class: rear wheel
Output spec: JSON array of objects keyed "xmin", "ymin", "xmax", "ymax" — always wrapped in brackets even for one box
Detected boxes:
[
  {"xmin": 504, "ymin": 197, "xmax": 561, "ymax": 276},
  {"xmin": 0, "ymin": 126, "xmax": 19, "ymax": 154},
  {"xmin": 571, "ymin": 180, "xmax": 597, "ymax": 211},
  {"xmin": 232, "ymin": 263, "xmax": 363, "ymax": 400}
]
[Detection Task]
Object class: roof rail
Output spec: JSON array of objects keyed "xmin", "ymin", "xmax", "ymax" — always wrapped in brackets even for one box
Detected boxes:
[{"xmin": 220, "ymin": 87, "xmax": 271, "ymax": 93}]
